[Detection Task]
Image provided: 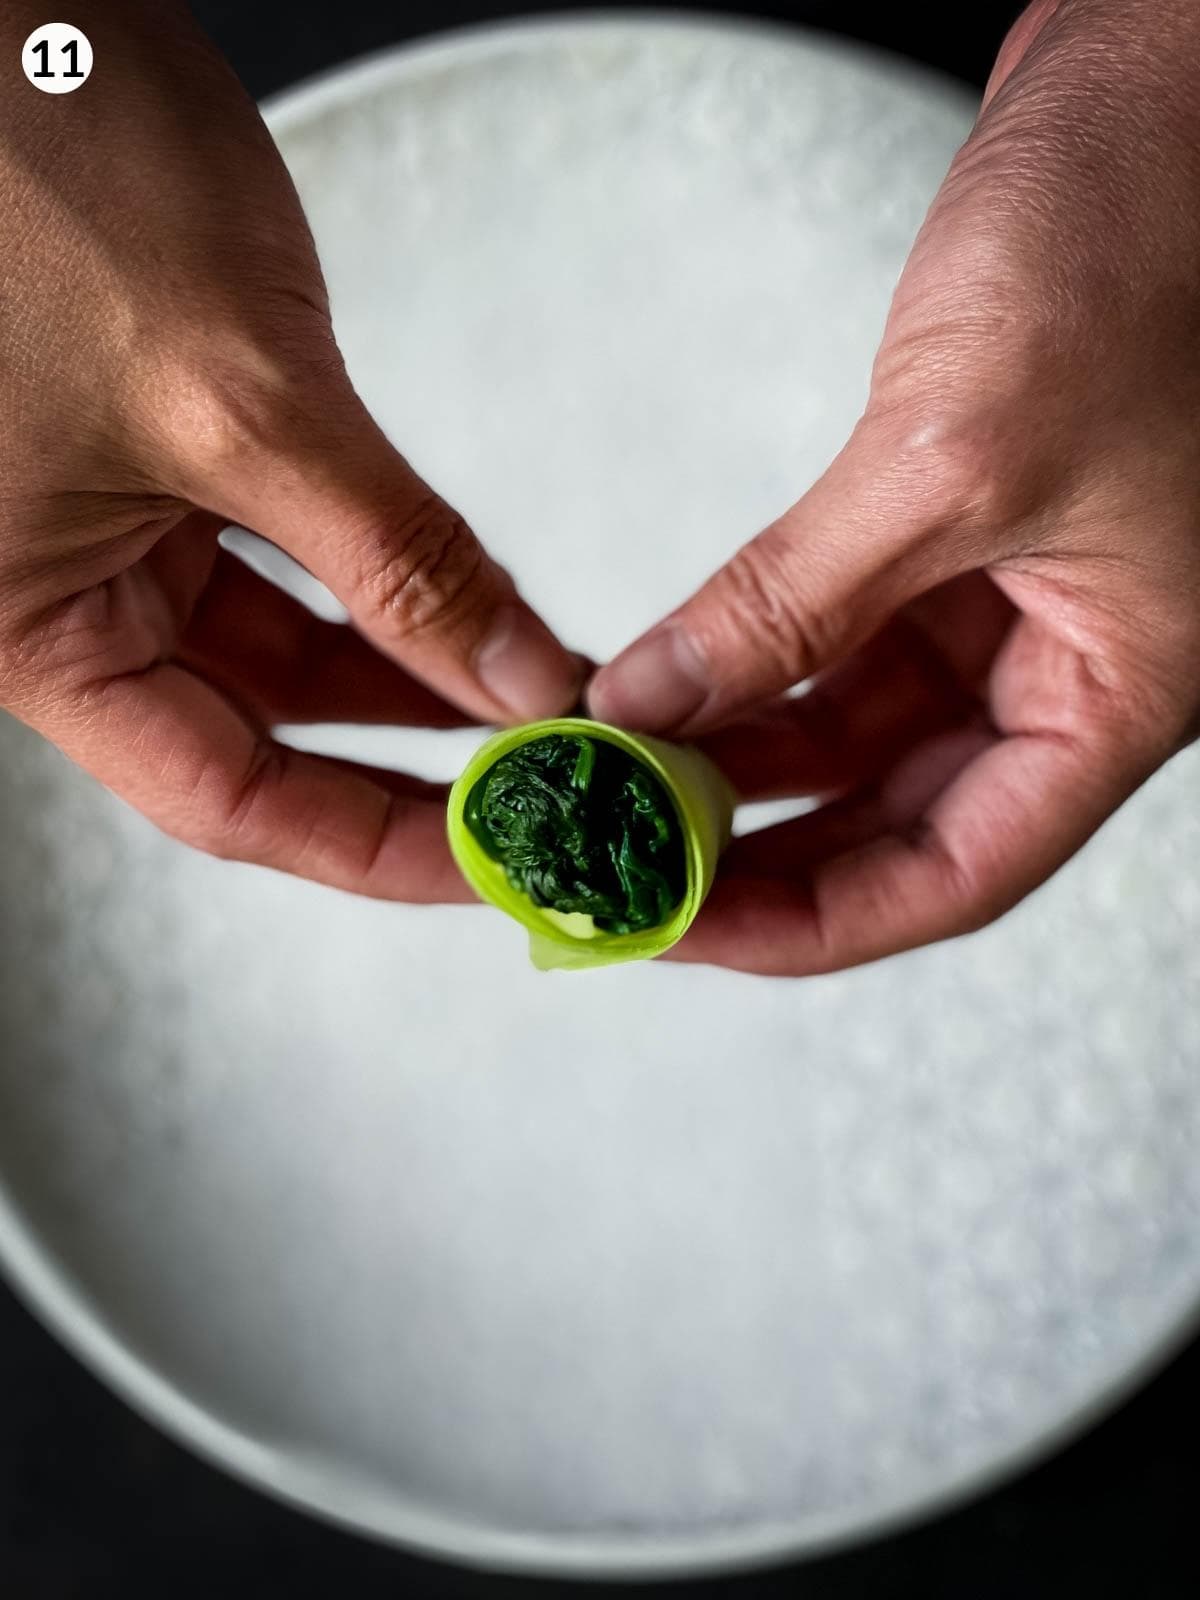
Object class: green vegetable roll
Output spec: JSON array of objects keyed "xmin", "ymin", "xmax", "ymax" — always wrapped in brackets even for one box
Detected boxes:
[{"xmin": 447, "ymin": 717, "xmax": 735, "ymax": 970}]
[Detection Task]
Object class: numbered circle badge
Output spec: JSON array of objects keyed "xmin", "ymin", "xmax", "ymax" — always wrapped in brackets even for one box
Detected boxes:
[{"xmin": 23, "ymin": 23, "xmax": 93, "ymax": 93}]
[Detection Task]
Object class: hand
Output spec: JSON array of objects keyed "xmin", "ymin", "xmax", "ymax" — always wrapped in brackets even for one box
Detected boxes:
[
  {"xmin": 0, "ymin": 1, "xmax": 582, "ymax": 903},
  {"xmin": 588, "ymin": 0, "xmax": 1200, "ymax": 975}
]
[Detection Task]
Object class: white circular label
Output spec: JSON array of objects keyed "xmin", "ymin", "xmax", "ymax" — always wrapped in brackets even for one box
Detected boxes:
[{"xmin": 22, "ymin": 23, "xmax": 93, "ymax": 94}]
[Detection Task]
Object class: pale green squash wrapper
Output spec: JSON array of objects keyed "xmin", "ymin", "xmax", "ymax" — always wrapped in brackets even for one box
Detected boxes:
[{"xmin": 447, "ymin": 717, "xmax": 735, "ymax": 971}]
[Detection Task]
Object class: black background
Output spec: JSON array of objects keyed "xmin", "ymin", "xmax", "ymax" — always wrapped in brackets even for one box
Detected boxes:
[{"xmin": 3, "ymin": 3, "xmax": 1199, "ymax": 1595}]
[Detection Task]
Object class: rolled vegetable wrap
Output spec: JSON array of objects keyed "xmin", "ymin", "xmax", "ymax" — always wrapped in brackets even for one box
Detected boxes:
[{"xmin": 447, "ymin": 717, "xmax": 735, "ymax": 971}]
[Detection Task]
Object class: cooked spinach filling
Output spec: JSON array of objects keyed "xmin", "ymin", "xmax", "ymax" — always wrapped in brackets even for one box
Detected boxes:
[{"xmin": 464, "ymin": 733, "xmax": 687, "ymax": 935}]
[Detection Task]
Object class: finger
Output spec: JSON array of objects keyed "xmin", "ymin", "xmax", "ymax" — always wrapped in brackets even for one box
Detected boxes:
[
  {"xmin": 980, "ymin": 0, "xmax": 1064, "ymax": 113},
  {"xmin": 587, "ymin": 417, "xmax": 1002, "ymax": 737},
  {"xmin": 292, "ymin": 754, "xmax": 447, "ymax": 806},
  {"xmin": 699, "ymin": 576, "xmax": 1012, "ymax": 800},
  {"xmin": 165, "ymin": 370, "xmax": 583, "ymax": 725},
  {"xmin": 721, "ymin": 721, "xmax": 994, "ymax": 874},
  {"xmin": 672, "ymin": 717, "xmax": 1153, "ymax": 977},
  {"xmin": 33, "ymin": 662, "xmax": 471, "ymax": 902},
  {"xmin": 697, "ymin": 649, "xmax": 966, "ymax": 805},
  {"xmin": 178, "ymin": 546, "xmax": 474, "ymax": 728}
]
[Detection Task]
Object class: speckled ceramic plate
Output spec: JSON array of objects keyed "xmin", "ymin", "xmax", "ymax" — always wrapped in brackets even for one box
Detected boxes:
[{"xmin": 1, "ymin": 16, "xmax": 1198, "ymax": 1580}]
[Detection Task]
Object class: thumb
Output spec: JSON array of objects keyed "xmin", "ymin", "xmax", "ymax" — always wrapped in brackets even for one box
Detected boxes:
[
  {"xmin": 587, "ymin": 423, "xmax": 989, "ymax": 736},
  {"xmin": 171, "ymin": 364, "xmax": 583, "ymax": 726}
]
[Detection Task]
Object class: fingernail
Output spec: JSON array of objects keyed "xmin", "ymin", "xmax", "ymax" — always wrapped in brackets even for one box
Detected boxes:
[
  {"xmin": 586, "ymin": 623, "xmax": 710, "ymax": 732},
  {"xmin": 476, "ymin": 605, "xmax": 584, "ymax": 721}
]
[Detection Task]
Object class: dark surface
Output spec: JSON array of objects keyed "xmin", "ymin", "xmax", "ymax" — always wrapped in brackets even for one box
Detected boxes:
[
  {"xmin": 192, "ymin": 0, "xmax": 1019, "ymax": 101},
  {"xmin": 3, "ymin": 2, "xmax": 1198, "ymax": 1594}
]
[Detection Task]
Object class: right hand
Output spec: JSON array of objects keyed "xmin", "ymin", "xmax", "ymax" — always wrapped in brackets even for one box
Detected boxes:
[
  {"xmin": 588, "ymin": 0, "xmax": 1200, "ymax": 974},
  {"xmin": 0, "ymin": 1, "xmax": 583, "ymax": 902}
]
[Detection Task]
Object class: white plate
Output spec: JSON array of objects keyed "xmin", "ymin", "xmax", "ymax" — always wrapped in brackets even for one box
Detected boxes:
[{"xmin": 2, "ymin": 15, "xmax": 1199, "ymax": 1579}]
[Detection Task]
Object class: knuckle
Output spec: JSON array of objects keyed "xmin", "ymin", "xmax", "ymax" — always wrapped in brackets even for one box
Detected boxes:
[
  {"xmin": 197, "ymin": 740, "xmax": 282, "ymax": 862},
  {"xmin": 364, "ymin": 500, "xmax": 486, "ymax": 641},
  {"xmin": 1061, "ymin": 607, "xmax": 1199, "ymax": 767},
  {"xmin": 165, "ymin": 368, "xmax": 290, "ymax": 483},
  {"xmin": 912, "ymin": 824, "xmax": 996, "ymax": 935},
  {"xmin": 158, "ymin": 341, "xmax": 348, "ymax": 487},
  {"xmin": 888, "ymin": 410, "xmax": 1038, "ymax": 534},
  {"xmin": 857, "ymin": 400, "xmax": 1049, "ymax": 556}
]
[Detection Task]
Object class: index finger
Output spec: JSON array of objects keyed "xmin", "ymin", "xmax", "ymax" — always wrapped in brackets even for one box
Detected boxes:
[
  {"xmin": 175, "ymin": 391, "xmax": 584, "ymax": 727},
  {"xmin": 31, "ymin": 661, "xmax": 472, "ymax": 903},
  {"xmin": 671, "ymin": 723, "xmax": 1157, "ymax": 977}
]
